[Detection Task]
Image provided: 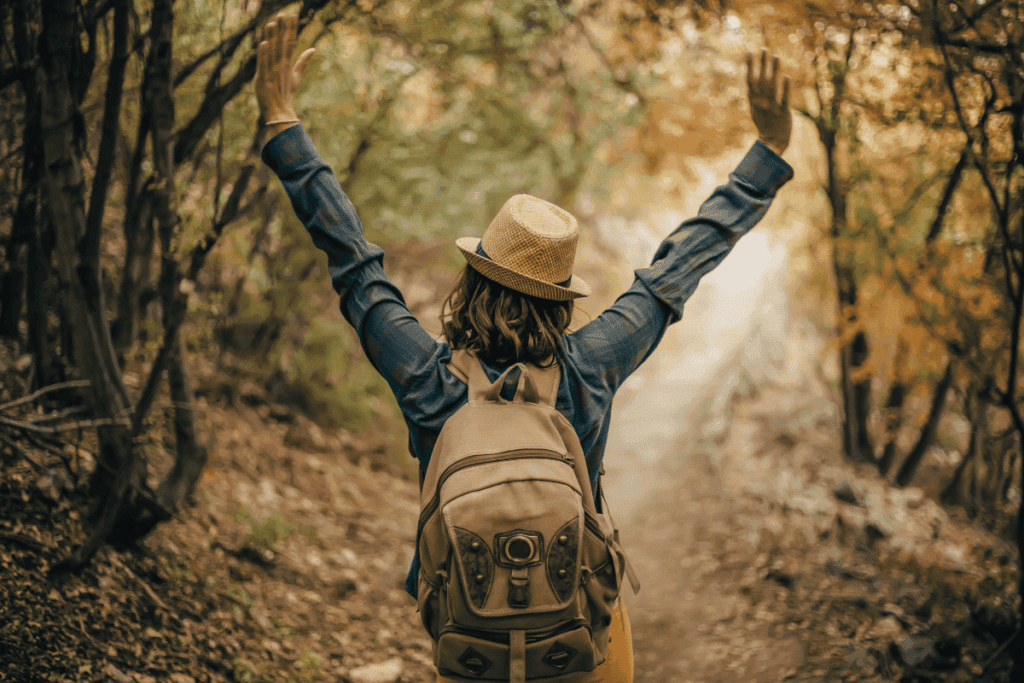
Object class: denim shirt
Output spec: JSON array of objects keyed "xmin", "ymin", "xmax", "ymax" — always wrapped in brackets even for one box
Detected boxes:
[{"xmin": 260, "ymin": 124, "xmax": 793, "ymax": 598}]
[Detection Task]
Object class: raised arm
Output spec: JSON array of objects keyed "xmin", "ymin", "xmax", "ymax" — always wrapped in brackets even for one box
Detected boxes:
[
  {"xmin": 255, "ymin": 14, "xmax": 448, "ymax": 425},
  {"xmin": 567, "ymin": 51, "xmax": 795, "ymax": 395}
]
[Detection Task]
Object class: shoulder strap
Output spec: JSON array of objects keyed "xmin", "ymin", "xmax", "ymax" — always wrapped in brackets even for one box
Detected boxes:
[{"xmin": 448, "ymin": 348, "xmax": 560, "ymax": 409}]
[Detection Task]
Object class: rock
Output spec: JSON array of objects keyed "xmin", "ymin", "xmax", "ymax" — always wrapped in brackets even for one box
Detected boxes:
[
  {"xmin": 268, "ymin": 402, "xmax": 295, "ymax": 422},
  {"xmin": 833, "ymin": 481, "xmax": 862, "ymax": 506},
  {"xmin": 103, "ymin": 663, "xmax": 132, "ymax": 683},
  {"xmin": 869, "ymin": 615, "xmax": 906, "ymax": 644},
  {"xmin": 348, "ymin": 657, "xmax": 403, "ymax": 683},
  {"xmin": 285, "ymin": 414, "xmax": 328, "ymax": 451},
  {"xmin": 35, "ymin": 469, "xmax": 69, "ymax": 504},
  {"xmin": 902, "ymin": 486, "xmax": 925, "ymax": 509},
  {"xmin": 865, "ymin": 512, "xmax": 896, "ymax": 540},
  {"xmin": 895, "ymin": 634, "xmax": 935, "ymax": 666},
  {"xmin": 239, "ymin": 380, "xmax": 266, "ymax": 406},
  {"xmin": 332, "ymin": 575, "xmax": 358, "ymax": 600}
]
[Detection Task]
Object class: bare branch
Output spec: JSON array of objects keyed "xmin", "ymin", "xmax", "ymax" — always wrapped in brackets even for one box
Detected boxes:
[
  {"xmin": 0, "ymin": 380, "xmax": 92, "ymax": 412},
  {"xmin": 0, "ymin": 415, "xmax": 131, "ymax": 434}
]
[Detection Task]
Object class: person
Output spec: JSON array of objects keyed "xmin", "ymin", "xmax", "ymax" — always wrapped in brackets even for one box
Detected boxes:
[{"xmin": 254, "ymin": 12, "xmax": 793, "ymax": 683}]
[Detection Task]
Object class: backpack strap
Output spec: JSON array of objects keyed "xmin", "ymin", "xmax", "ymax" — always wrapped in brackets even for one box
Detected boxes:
[{"xmin": 448, "ymin": 348, "xmax": 561, "ymax": 410}]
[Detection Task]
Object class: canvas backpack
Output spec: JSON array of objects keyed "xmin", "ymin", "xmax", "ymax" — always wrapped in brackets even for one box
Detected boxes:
[{"xmin": 416, "ymin": 348, "xmax": 640, "ymax": 683}]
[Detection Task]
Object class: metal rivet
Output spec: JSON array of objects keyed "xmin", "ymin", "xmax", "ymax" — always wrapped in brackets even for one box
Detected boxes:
[
  {"xmin": 475, "ymin": 574, "xmax": 484, "ymax": 583},
  {"xmin": 558, "ymin": 569, "xmax": 567, "ymax": 579},
  {"xmin": 558, "ymin": 535, "xmax": 568, "ymax": 545},
  {"xmin": 471, "ymin": 541, "xmax": 480, "ymax": 551}
]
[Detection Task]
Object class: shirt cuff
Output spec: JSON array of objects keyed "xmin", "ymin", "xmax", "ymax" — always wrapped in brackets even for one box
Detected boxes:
[
  {"xmin": 260, "ymin": 123, "xmax": 318, "ymax": 175},
  {"xmin": 741, "ymin": 140, "xmax": 794, "ymax": 195}
]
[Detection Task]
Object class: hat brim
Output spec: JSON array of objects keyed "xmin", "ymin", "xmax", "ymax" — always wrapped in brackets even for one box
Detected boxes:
[{"xmin": 455, "ymin": 237, "xmax": 591, "ymax": 301}]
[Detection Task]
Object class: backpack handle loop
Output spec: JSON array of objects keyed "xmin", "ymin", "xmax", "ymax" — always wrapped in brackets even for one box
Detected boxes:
[{"xmin": 485, "ymin": 363, "xmax": 540, "ymax": 405}]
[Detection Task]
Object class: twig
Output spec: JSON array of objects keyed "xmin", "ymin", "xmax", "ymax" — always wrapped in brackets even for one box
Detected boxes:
[
  {"xmin": 981, "ymin": 626, "xmax": 1020, "ymax": 673},
  {"xmin": 0, "ymin": 430, "xmax": 45, "ymax": 472},
  {"xmin": 0, "ymin": 380, "xmax": 91, "ymax": 412},
  {"xmin": 0, "ymin": 415, "xmax": 131, "ymax": 434},
  {"xmin": 26, "ymin": 405, "xmax": 89, "ymax": 424},
  {"xmin": 0, "ymin": 532, "xmax": 48, "ymax": 552},
  {"xmin": 108, "ymin": 553, "xmax": 172, "ymax": 613}
]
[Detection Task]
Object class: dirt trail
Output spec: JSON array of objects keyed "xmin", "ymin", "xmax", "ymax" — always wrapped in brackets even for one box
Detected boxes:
[{"xmin": 600, "ymin": 226, "xmax": 813, "ymax": 682}]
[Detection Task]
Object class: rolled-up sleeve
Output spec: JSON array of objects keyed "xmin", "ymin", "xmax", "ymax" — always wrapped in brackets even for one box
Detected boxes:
[
  {"xmin": 261, "ymin": 124, "xmax": 441, "ymax": 410},
  {"xmin": 571, "ymin": 140, "xmax": 793, "ymax": 394}
]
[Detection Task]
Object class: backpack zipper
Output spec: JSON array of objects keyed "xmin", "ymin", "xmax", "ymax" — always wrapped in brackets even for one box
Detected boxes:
[{"xmin": 418, "ymin": 449, "xmax": 574, "ymax": 535}]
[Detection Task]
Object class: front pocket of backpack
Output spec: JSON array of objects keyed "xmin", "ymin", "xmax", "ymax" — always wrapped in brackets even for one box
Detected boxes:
[{"xmin": 436, "ymin": 623, "xmax": 598, "ymax": 680}]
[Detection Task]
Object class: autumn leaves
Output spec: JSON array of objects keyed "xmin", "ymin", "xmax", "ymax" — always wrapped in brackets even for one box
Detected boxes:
[{"xmin": 254, "ymin": 12, "xmax": 794, "ymax": 158}]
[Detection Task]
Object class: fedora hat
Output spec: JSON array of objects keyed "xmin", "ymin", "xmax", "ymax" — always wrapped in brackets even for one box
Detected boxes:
[{"xmin": 455, "ymin": 194, "xmax": 591, "ymax": 301}]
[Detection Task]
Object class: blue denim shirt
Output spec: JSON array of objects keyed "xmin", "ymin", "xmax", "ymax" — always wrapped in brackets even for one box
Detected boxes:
[{"xmin": 260, "ymin": 124, "xmax": 793, "ymax": 598}]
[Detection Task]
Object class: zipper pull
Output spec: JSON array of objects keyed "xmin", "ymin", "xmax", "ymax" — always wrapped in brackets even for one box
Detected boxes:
[{"xmin": 561, "ymin": 452, "xmax": 574, "ymax": 465}]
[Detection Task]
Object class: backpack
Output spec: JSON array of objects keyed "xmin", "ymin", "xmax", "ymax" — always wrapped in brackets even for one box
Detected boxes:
[{"xmin": 416, "ymin": 348, "xmax": 640, "ymax": 683}]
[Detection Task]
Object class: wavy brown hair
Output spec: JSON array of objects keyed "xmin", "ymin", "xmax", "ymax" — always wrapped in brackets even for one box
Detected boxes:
[{"xmin": 439, "ymin": 265, "xmax": 574, "ymax": 368}]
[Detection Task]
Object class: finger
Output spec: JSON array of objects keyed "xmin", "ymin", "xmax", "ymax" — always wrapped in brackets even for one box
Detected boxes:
[
  {"xmin": 745, "ymin": 52, "xmax": 754, "ymax": 88},
  {"xmin": 781, "ymin": 75, "xmax": 791, "ymax": 108},
  {"xmin": 771, "ymin": 55, "xmax": 781, "ymax": 99},
  {"xmin": 257, "ymin": 40, "xmax": 268, "ymax": 79},
  {"xmin": 294, "ymin": 48, "xmax": 316, "ymax": 83},
  {"xmin": 265, "ymin": 20, "xmax": 278, "ymax": 69},
  {"xmin": 760, "ymin": 49, "xmax": 768, "ymax": 84},
  {"xmin": 284, "ymin": 16, "xmax": 297, "ymax": 65},
  {"xmin": 274, "ymin": 17, "xmax": 286, "ymax": 76}
]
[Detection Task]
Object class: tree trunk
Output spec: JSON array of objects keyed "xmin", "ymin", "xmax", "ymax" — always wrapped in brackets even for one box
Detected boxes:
[
  {"xmin": 941, "ymin": 387, "xmax": 981, "ymax": 508},
  {"xmin": 895, "ymin": 360, "xmax": 956, "ymax": 488},
  {"xmin": 39, "ymin": 0, "xmax": 143, "ymax": 570},
  {"xmin": 0, "ymin": 1, "xmax": 41, "ymax": 341},
  {"xmin": 147, "ymin": 0, "xmax": 209, "ymax": 514},
  {"xmin": 877, "ymin": 339, "xmax": 909, "ymax": 476},
  {"xmin": 824, "ymin": 133, "xmax": 874, "ymax": 465},
  {"xmin": 156, "ymin": 331, "xmax": 210, "ymax": 512}
]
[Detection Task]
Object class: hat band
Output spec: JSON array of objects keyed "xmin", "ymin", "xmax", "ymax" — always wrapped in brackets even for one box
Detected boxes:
[{"xmin": 475, "ymin": 242, "xmax": 572, "ymax": 288}]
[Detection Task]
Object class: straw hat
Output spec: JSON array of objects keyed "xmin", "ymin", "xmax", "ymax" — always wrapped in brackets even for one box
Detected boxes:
[{"xmin": 455, "ymin": 194, "xmax": 591, "ymax": 301}]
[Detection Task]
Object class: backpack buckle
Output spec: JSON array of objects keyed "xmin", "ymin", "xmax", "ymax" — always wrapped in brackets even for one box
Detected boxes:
[{"xmin": 508, "ymin": 566, "xmax": 530, "ymax": 608}]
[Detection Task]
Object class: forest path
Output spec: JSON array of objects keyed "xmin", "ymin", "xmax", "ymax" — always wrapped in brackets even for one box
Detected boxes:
[{"xmin": 601, "ymin": 219, "xmax": 814, "ymax": 682}]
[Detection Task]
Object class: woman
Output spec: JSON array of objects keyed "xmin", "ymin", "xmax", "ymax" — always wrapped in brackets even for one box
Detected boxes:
[{"xmin": 255, "ymin": 12, "xmax": 793, "ymax": 682}]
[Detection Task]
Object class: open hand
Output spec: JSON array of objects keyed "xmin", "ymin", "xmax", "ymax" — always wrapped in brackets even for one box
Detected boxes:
[
  {"xmin": 746, "ymin": 50, "xmax": 792, "ymax": 156},
  {"xmin": 255, "ymin": 13, "xmax": 316, "ymax": 123}
]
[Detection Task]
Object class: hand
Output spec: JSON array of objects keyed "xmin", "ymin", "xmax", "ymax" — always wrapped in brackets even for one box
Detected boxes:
[
  {"xmin": 255, "ymin": 13, "xmax": 316, "ymax": 124},
  {"xmin": 745, "ymin": 49, "xmax": 792, "ymax": 156}
]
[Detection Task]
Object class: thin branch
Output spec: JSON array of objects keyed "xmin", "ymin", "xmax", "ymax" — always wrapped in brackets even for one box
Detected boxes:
[
  {"xmin": 560, "ymin": 6, "xmax": 647, "ymax": 108},
  {"xmin": 83, "ymin": 0, "xmax": 130, "ymax": 270},
  {"xmin": 925, "ymin": 143, "xmax": 970, "ymax": 244},
  {"xmin": 0, "ymin": 380, "xmax": 91, "ymax": 412},
  {"xmin": 26, "ymin": 405, "xmax": 89, "ymax": 423},
  {"xmin": 0, "ymin": 431, "xmax": 45, "ymax": 472},
  {"xmin": 0, "ymin": 415, "xmax": 131, "ymax": 434}
]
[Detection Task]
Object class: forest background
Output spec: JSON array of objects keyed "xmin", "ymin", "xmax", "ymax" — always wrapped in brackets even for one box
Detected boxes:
[{"xmin": 1, "ymin": 0, "xmax": 1023, "ymax": 681}]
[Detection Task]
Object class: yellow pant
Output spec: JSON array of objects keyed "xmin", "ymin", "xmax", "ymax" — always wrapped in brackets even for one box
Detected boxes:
[{"xmin": 436, "ymin": 600, "xmax": 633, "ymax": 683}]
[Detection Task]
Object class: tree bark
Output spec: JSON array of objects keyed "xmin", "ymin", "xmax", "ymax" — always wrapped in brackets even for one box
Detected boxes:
[
  {"xmin": 38, "ymin": 0, "xmax": 143, "ymax": 571},
  {"xmin": 145, "ymin": 0, "xmax": 209, "ymax": 516},
  {"xmin": 823, "ymin": 131, "xmax": 874, "ymax": 465},
  {"xmin": 895, "ymin": 360, "xmax": 956, "ymax": 487},
  {"xmin": 941, "ymin": 386, "xmax": 982, "ymax": 509},
  {"xmin": 0, "ymin": 1, "xmax": 41, "ymax": 341},
  {"xmin": 877, "ymin": 339, "xmax": 909, "ymax": 476},
  {"xmin": 156, "ymin": 331, "xmax": 209, "ymax": 512},
  {"xmin": 83, "ymin": 0, "xmax": 130, "ymax": 272},
  {"xmin": 811, "ymin": 32, "xmax": 874, "ymax": 465}
]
